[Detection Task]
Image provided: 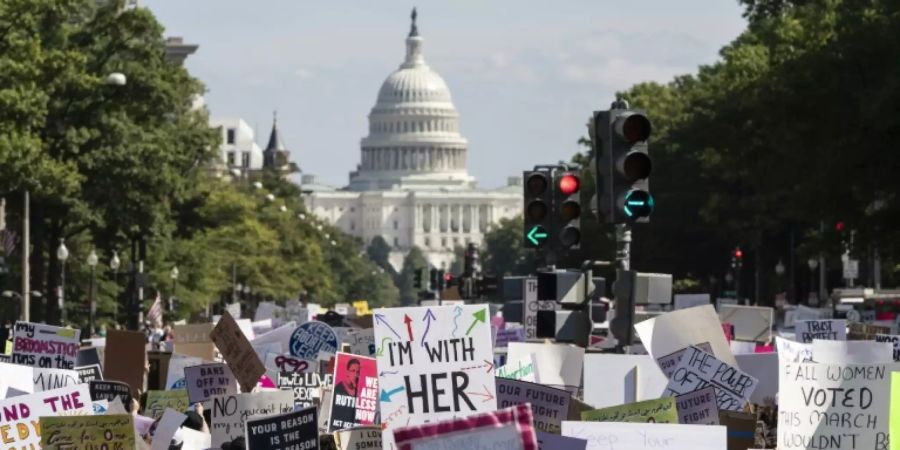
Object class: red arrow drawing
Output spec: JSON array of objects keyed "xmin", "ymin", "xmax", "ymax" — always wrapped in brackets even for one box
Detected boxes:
[
  {"xmin": 461, "ymin": 359, "xmax": 495, "ymax": 373},
  {"xmin": 403, "ymin": 314, "xmax": 414, "ymax": 341},
  {"xmin": 466, "ymin": 384, "xmax": 495, "ymax": 403}
]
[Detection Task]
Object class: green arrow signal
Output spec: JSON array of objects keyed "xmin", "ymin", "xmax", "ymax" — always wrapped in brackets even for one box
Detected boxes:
[{"xmin": 527, "ymin": 225, "xmax": 548, "ymax": 245}]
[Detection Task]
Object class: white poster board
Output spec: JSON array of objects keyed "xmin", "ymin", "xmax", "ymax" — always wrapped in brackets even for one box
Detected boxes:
[
  {"xmin": 718, "ymin": 305, "xmax": 773, "ymax": 342},
  {"xmin": 635, "ymin": 305, "xmax": 737, "ymax": 367},
  {"xmin": 582, "ymin": 354, "xmax": 668, "ymax": 408},
  {"xmin": 507, "ymin": 342, "xmax": 583, "ymax": 393},
  {"xmin": 663, "ymin": 345, "xmax": 757, "ymax": 411},
  {"xmin": 562, "ymin": 421, "xmax": 727, "ymax": 450},
  {"xmin": 812, "ymin": 339, "xmax": 893, "ymax": 364}
]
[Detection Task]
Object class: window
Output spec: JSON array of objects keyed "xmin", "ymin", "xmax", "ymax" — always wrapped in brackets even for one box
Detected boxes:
[
  {"xmin": 350, "ymin": 221, "xmax": 355, "ymax": 231},
  {"xmin": 226, "ymin": 152, "xmax": 236, "ymax": 166},
  {"xmin": 441, "ymin": 238, "xmax": 447, "ymax": 247},
  {"xmin": 393, "ymin": 237, "xmax": 399, "ymax": 247},
  {"xmin": 425, "ymin": 237, "xmax": 431, "ymax": 247},
  {"xmin": 393, "ymin": 220, "xmax": 398, "ymax": 230},
  {"xmin": 241, "ymin": 152, "xmax": 250, "ymax": 168},
  {"xmin": 226, "ymin": 128, "xmax": 236, "ymax": 144}
]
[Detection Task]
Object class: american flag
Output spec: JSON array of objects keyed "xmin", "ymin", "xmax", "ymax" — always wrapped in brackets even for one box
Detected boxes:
[
  {"xmin": 146, "ymin": 292, "xmax": 163, "ymax": 328},
  {"xmin": 0, "ymin": 229, "xmax": 16, "ymax": 256}
]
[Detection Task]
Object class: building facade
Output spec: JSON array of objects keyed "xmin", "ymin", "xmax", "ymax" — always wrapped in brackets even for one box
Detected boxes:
[{"xmin": 302, "ymin": 12, "xmax": 522, "ymax": 270}]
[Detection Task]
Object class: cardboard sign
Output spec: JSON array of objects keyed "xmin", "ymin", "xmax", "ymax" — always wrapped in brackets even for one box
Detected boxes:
[
  {"xmin": 657, "ymin": 342, "xmax": 713, "ymax": 378},
  {"xmin": 506, "ymin": 342, "xmax": 582, "ymax": 392},
  {"xmin": 290, "ymin": 321, "xmax": 339, "ymax": 360},
  {"xmin": 562, "ymin": 421, "xmax": 727, "ymax": 450},
  {"xmin": 392, "ymin": 403, "xmax": 538, "ymax": 450},
  {"xmin": 847, "ymin": 322, "xmax": 890, "ymax": 340},
  {"xmin": 719, "ymin": 305, "xmax": 774, "ymax": 342},
  {"xmin": 778, "ymin": 361, "xmax": 899, "ymax": 449},
  {"xmin": 41, "ymin": 414, "xmax": 135, "ymax": 450},
  {"xmin": 874, "ymin": 334, "xmax": 900, "ymax": 361},
  {"xmin": 735, "ymin": 352, "xmax": 778, "ymax": 404},
  {"xmin": 265, "ymin": 353, "xmax": 315, "ymax": 377},
  {"xmin": 496, "ymin": 354, "xmax": 539, "ymax": 382},
  {"xmin": 535, "ymin": 432, "xmax": 586, "ymax": 450},
  {"xmin": 374, "ymin": 305, "xmax": 496, "ymax": 450},
  {"xmin": 812, "ymin": 339, "xmax": 893, "ymax": 364},
  {"xmin": 795, "ymin": 319, "xmax": 847, "ymax": 343},
  {"xmin": 496, "ymin": 378, "xmax": 570, "ymax": 434},
  {"xmin": 634, "ymin": 305, "xmax": 738, "ymax": 368},
  {"xmin": 33, "ymin": 368, "xmax": 78, "ymax": 392},
  {"xmin": 184, "ymin": 363, "xmax": 238, "ymax": 404},
  {"xmin": 328, "ymin": 352, "xmax": 378, "ymax": 431},
  {"xmin": 11, "ymin": 321, "xmax": 80, "ymax": 369},
  {"xmin": 0, "ymin": 385, "xmax": 93, "ymax": 450},
  {"xmin": 674, "ymin": 386, "xmax": 718, "ymax": 425},
  {"xmin": 775, "ymin": 336, "xmax": 813, "ymax": 363},
  {"xmin": 90, "ymin": 380, "xmax": 133, "ymax": 412},
  {"xmin": 211, "ymin": 311, "xmax": 266, "ymax": 393},
  {"xmin": 278, "ymin": 371, "xmax": 332, "ymax": 408},
  {"xmin": 145, "ymin": 390, "xmax": 189, "ymax": 419},
  {"xmin": 334, "ymin": 426, "xmax": 381, "ymax": 450},
  {"xmin": 173, "ymin": 324, "xmax": 217, "ymax": 361},
  {"xmin": 719, "ymin": 410, "xmax": 757, "ymax": 450},
  {"xmin": 210, "ymin": 391, "xmax": 295, "ymax": 448},
  {"xmin": 353, "ymin": 301, "xmax": 371, "ymax": 316},
  {"xmin": 582, "ymin": 397, "xmax": 677, "ymax": 423},
  {"xmin": 345, "ymin": 329, "xmax": 375, "ymax": 357},
  {"xmin": 245, "ymin": 406, "xmax": 318, "ymax": 450},
  {"xmin": 146, "ymin": 351, "xmax": 172, "ymax": 391},
  {"xmin": 673, "ymin": 293, "xmax": 709, "ymax": 310},
  {"xmin": 582, "ymin": 354, "xmax": 668, "ymax": 409},
  {"xmin": 663, "ymin": 345, "xmax": 758, "ymax": 411},
  {"xmin": 104, "ymin": 329, "xmax": 147, "ymax": 395}
]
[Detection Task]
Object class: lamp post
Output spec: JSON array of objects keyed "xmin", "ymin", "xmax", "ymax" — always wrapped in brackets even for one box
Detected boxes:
[
  {"xmin": 775, "ymin": 259, "xmax": 786, "ymax": 305},
  {"xmin": 109, "ymin": 251, "xmax": 120, "ymax": 322},
  {"xmin": 87, "ymin": 249, "xmax": 98, "ymax": 335},
  {"xmin": 169, "ymin": 266, "xmax": 179, "ymax": 313},
  {"xmin": 56, "ymin": 239, "xmax": 69, "ymax": 324}
]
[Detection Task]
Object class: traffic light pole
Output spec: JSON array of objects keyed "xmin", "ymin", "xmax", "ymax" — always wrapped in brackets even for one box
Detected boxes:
[{"xmin": 615, "ymin": 224, "xmax": 631, "ymax": 270}]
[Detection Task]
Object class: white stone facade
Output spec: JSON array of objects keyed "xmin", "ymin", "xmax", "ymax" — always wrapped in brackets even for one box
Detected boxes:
[
  {"xmin": 302, "ymin": 14, "xmax": 523, "ymax": 270},
  {"xmin": 210, "ymin": 118, "xmax": 264, "ymax": 172}
]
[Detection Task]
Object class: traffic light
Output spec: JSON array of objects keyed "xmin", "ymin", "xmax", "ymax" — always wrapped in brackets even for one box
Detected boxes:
[
  {"xmin": 413, "ymin": 270, "xmax": 423, "ymax": 289},
  {"xmin": 463, "ymin": 243, "xmax": 480, "ymax": 277},
  {"xmin": 553, "ymin": 171, "xmax": 581, "ymax": 249},
  {"xmin": 593, "ymin": 105, "xmax": 653, "ymax": 223},
  {"xmin": 429, "ymin": 268, "xmax": 438, "ymax": 290},
  {"xmin": 522, "ymin": 170, "xmax": 552, "ymax": 248},
  {"xmin": 437, "ymin": 270, "xmax": 446, "ymax": 290}
]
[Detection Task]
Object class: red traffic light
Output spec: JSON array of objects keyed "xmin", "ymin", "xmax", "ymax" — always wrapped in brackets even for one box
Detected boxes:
[
  {"xmin": 835, "ymin": 221, "xmax": 845, "ymax": 232},
  {"xmin": 443, "ymin": 273, "xmax": 453, "ymax": 282},
  {"xmin": 734, "ymin": 248, "xmax": 743, "ymax": 259},
  {"xmin": 558, "ymin": 174, "xmax": 580, "ymax": 195}
]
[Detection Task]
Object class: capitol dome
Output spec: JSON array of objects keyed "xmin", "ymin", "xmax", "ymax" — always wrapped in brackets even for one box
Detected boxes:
[{"xmin": 349, "ymin": 9, "xmax": 473, "ymax": 191}]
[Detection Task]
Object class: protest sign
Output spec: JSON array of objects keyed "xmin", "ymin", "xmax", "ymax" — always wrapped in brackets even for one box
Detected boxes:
[
  {"xmin": 334, "ymin": 426, "xmax": 381, "ymax": 450},
  {"xmin": 0, "ymin": 362, "xmax": 33, "ymax": 398},
  {"xmin": 778, "ymin": 361, "xmax": 899, "ymax": 449},
  {"xmin": 496, "ymin": 378, "xmax": 570, "ymax": 434},
  {"xmin": 346, "ymin": 329, "xmax": 375, "ymax": 357},
  {"xmin": 11, "ymin": 321, "xmax": 80, "ymax": 369},
  {"xmin": 33, "ymin": 368, "xmax": 78, "ymax": 392},
  {"xmin": 719, "ymin": 304, "xmax": 774, "ymax": 342},
  {"xmin": 353, "ymin": 301, "xmax": 371, "ymax": 316},
  {"xmin": 507, "ymin": 342, "xmax": 582, "ymax": 393},
  {"xmin": 796, "ymin": 319, "xmax": 847, "ymax": 343},
  {"xmin": 181, "ymin": 427, "xmax": 212, "ymax": 450},
  {"xmin": 847, "ymin": 322, "xmax": 890, "ymax": 340},
  {"xmin": 290, "ymin": 321, "xmax": 339, "ymax": 360},
  {"xmin": 536, "ymin": 432, "xmax": 586, "ymax": 450},
  {"xmin": 582, "ymin": 397, "xmax": 677, "ymax": 423},
  {"xmin": 374, "ymin": 304, "xmax": 496, "ymax": 450},
  {"xmin": 495, "ymin": 328, "xmax": 526, "ymax": 349},
  {"xmin": 104, "ymin": 329, "xmax": 147, "ymax": 395},
  {"xmin": 794, "ymin": 305, "xmax": 833, "ymax": 323},
  {"xmin": 264, "ymin": 353, "xmax": 315, "ymax": 380},
  {"xmin": 255, "ymin": 302, "xmax": 284, "ymax": 322},
  {"xmin": 75, "ymin": 364, "xmax": 103, "ymax": 383},
  {"xmin": 173, "ymin": 324, "xmax": 217, "ymax": 361},
  {"xmin": 75, "ymin": 347, "xmax": 102, "ymax": 367},
  {"xmin": 392, "ymin": 403, "xmax": 538, "ymax": 450},
  {"xmin": 165, "ymin": 355, "xmax": 204, "ymax": 390},
  {"xmin": 184, "ymin": 363, "xmax": 238, "ymax": 404},
  {"xmin": 278, "ymin": 371, "xmax": 332, "ymax": 408},
  {"xmin": 496, "ymin": 354, "xmax": 539, "ymax": 382},
  {"xmin": 145, "ymin": 390, "xmax": 189, "ymax": 419},
  {"xmin": 663, "ymin": 345, "xmax": 758, "ymax": 411},
  {"xmin": 874, "ymin": 334, "xmax": 900, "ymax": 360},
  {"xmin": 634, "ymin": 305, "xmax": 738, "ymax": 367},
  {"xmin": 775, "ymin": 336, "xmax": 813, "ymax": 363},
  {"xmin": 674, "ymin": 386, "xmax": 718, "ymax": 425},
  {"xmin": 210, "ymin": 391, "xmax": 295, "ymax": 448},
  {"xmin": 211, "ymin": 311, "xmax": 267, "ymax": 393},
  {"xmin": 150, "ymin": 409, "xmax": 188, "ymax": 450},
  {"xmin": 719, "ymin": 410, "xmax": 757, "ymax": 450},
  {"xmin": 245, "ymin": 406, "xmax": 318, "ymax": 450},
  {"xmin": 522, "ymin": 279, "xmax": 559, "ymax": 340},
  {"xmin": 813, "ymin": 339, "xmax": 893, "ymax": 364},
  {"xmin": 0, "ymin": 384, "xmax": 93, "ymax": 450},
  {"xmin": 328, "ymin": 352, "xmax": 377, "ymax": 432},
  {"xmin": 673, "ymin": 293, "xmax": 709, "ymax": 310},
  {"xmin": 735, "ymin": 352, "xmax": 778, "ymax": 404},
  {"xmin": 657, "ymin": 342, "xmax": 713, "ymax": 378},
  {"xmin": 40, "ymin": 414, "xmax": 135, "ymax": 450},
  {"xmin": 92, "ymin": 399, "xmax": 108, "ymax": 414},
  {"xmin": 582, "ymin": 354, "xmax": 668, "ymax": 409},
  {"xmin": 562, "ymin": 421, "xmax": 727, "ymax": 450},
  {"xmin": 90, "ymin": 380, "xmax": 133, "ymax": 412},
  {"xmin": 225, "ymin": 302, "xmax": 242, "ymax": 319},
  {"xmin": 147, "ymin": 351, "xmax": 171, "ymax": 391},
  {"xmin": 892, "ymin": 373, "xmax": 900, "ymax": 450}
]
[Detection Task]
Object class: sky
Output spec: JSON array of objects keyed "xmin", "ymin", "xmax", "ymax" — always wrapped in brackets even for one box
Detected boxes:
[{"xmin": 144, "ymin": 1, "xmax": 747, "ymax": 189}]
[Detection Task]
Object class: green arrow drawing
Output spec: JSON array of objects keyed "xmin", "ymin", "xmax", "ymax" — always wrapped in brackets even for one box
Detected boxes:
[
  {"xmin": 465, "ymin": 308, "xmax": 487, "ymax": 336},
  {"xmin": 527, "ymin": 226, "xmax": 548, "ymax": 245}
]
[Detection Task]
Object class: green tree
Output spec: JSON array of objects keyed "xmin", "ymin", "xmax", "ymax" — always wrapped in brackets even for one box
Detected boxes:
[
  {"xmin": 482, "ymin": 216, "xmax": 540, "ymax": 276},
  {"xmin": 395, "ymin": 247, "xmax": 427, "ymax": 306},
  {"xmin": 366, "ymin": 236, "xmax": 395, "ymax": 276}
]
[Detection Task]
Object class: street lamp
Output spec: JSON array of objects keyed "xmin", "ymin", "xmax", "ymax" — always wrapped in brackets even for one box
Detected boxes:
[
  {"xmin": 170, "ymin": 266, "xmax": 179, "ymax": 312},
  {"xmin": 775, "ymin": 259, "xmax": 785, "ymax": 276},
  {"xmin": 87, "ymin": 249, "xmax": 98, "ymax": 335},
  {"xmin": 807, "ymin": 258, "xmax": 819, "ymax": 305},
  {"xmin": 56, "ymin": 239, "xmax": 69, "ymax": 324},
  {"xmin": 109, "ymin": 251, "xmax": 120, "ymax": 322}
]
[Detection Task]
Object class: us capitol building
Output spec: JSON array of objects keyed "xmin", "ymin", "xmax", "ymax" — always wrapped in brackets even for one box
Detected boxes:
[{"xmin": 301, "ymin": 10, "xmax": 522, "ymax": 270}]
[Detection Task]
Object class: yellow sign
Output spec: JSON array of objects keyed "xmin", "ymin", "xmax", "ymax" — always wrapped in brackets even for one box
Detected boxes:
[
  {"xmin": 41, "ymin": 414, "xmax": 135, "ymax": 450},
  {"xmin": 145, "ymin": 390, "xmax": 189, "ymax": 419},
  {"xmin": 353, "ymin": 300, "xmax": 371, "ymax": 316},
  {"xmin": 891, "ymin": 372, "xmax": 900, "ymax": 450},
  {"xmin": 582, "ymin": 397, "xmax": 678, "ymax": 423}
]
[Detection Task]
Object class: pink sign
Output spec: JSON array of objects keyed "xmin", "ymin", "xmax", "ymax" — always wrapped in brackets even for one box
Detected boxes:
[
  {"xmin": 328, "ymin": 352, "xmax": 378, "ymax": 432},
  {"xmin": 393, "ymin": 404, "xmax": 538, "ymax": 450}
]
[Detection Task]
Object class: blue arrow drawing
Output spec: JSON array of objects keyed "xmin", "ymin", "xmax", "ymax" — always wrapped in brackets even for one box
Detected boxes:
[
  {"xmin": 421, "ymin": 308, "xmax": 436, "ymax": 346},
  {"xmin": 380, "ymin": 386, "xmax": 405, "ymax": 402},
  {"xmin": 375, "ymin": 313, "xmax": 402, "ymax": 340}
]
